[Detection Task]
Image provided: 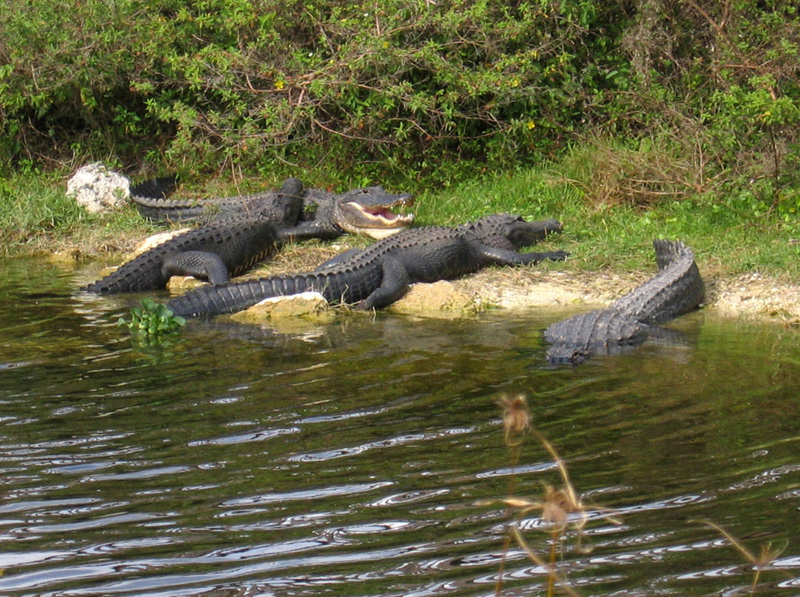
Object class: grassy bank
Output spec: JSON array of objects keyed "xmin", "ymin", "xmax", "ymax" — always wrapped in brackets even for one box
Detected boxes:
[
  {"xmin": 417, "ymin": 167, "xmax": 800, "ymax": 280},
  {"xmin": 2, "ymin": 155, "xmax": 799, "ymax": 283}
]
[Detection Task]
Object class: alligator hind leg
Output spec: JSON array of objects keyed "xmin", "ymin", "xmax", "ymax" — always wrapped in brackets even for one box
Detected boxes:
[
  {"xmin": 358, "ymin": 257, "xmax": 411, "ymax": 310},
  {"xmin": 162, "ymin": 251, "xmax": 230, "ymax": 285}
]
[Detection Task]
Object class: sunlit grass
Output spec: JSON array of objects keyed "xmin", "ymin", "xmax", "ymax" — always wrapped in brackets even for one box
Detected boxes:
[
  {"xmin": 1, "ymin": 171, "xmax": 162, "ymax": 257},
  {"xmin": 3, "ymin": 153, "xmax": 800, "ymax": 282},
  {"xmin": 414, "ymin": 163, "xmax": 800, "ymax": 280}
]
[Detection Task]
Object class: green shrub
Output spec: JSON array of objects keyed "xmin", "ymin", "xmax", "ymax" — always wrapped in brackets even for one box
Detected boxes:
[
  {"xmin": 2, "ymin": 0, "xmax": 800, "ymax": 204},
  {"xmin": 0, "ymin": 0, "xmax": 621, "ymax": 184},
  {"xmin": 606, "ymin": 0, "xmax": 800, "ymax": 217}
]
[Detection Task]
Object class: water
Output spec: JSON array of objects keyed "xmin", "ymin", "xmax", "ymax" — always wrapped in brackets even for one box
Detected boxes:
[{"xmin": 2, "ymin": 256, "xmax": 800, "ymax": 596}]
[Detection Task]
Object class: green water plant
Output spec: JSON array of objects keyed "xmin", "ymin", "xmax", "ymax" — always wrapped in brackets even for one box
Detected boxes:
[{"xmin": 118, "ymin": 298, "xmax": 185, "ymax": 341}]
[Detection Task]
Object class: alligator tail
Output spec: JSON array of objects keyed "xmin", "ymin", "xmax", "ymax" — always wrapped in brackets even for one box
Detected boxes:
[
  {"xmin": 609, "ymin": 239, "xmax": 704, "ymax": 324},
  {"xmin": 653, "ymin": 239, "xmax": 690, "ymax": 270},
  {"xmin": 165, "ymin": 274, "xmax": 320, "ymax": 317},
  {"xmin": 83, "ymin": 253, "xmax": 167, "ymax": 294},
  {"xmin": 133, "ymin": 200, "xmax": 210, "ymax": 224}
]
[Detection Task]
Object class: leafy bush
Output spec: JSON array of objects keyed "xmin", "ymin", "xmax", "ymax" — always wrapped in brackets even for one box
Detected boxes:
[
  {"xmin": 604, "ymin": 0, "xmax": 800, "ymax": 216},
  {"xmin": 0, "ymin": 0, "xmax": 619, "ymax": 184},
  {"xmin": 1, "ymin": 0, "xmax": 799, "ymax": 205}
]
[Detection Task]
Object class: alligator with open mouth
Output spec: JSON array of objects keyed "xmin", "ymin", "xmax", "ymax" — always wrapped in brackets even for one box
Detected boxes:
[
  {"xmin": 130, "ymin": 177, "xmax": 415, "ymax": 240},
  {"xmin": 83, "ymin": 178, "xmax": 415, "ymax": 294},
  {"xmin": 544, "ymin": 239, "xmax": 704, "ymax": 364},
  {"xmin": 165, "ymin": 214, "xmax": 567, "ymax": 318}
]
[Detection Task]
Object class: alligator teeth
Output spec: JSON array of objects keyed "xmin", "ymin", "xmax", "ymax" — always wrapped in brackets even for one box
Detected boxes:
[{"xmin": 364, "ymin": 208, "xmax": 415, "ymax": 223}]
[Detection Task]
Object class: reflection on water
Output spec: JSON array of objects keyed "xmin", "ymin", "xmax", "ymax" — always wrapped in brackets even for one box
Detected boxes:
[{"xmin": 1, "ymin": 257, "xmax": 800, "ymax": 595}]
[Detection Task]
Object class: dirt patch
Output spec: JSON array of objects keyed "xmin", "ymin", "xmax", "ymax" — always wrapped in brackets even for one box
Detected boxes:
[{"xmin": 706, "ymin": 272, "xmax": 800, "ymax": 324}]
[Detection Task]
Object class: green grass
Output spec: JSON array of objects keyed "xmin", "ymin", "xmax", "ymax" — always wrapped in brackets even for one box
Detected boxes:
[
  {"xmin": 3, "ymin": 157, "xmax": 799, "ymax": 282},
  {"xmin": 412, "ymin": 166, "xmax": 800, "ymax": 281},
  {"xmin": 0, "ymin": 171, "xmax": 161, "ymax": 257}
]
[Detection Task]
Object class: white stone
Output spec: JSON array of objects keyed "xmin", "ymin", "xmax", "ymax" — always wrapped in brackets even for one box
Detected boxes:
[
  {"xmin": 255, "ymin": 291, "xmax": 328, "ymax": 306},
  {"xmin": 66, "ymin": 163, "xmax": 131, "ymax": 213}
]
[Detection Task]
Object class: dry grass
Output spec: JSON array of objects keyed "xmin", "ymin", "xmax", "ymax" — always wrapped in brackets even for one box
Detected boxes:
[
  {"xmin": 694, "ymin": 520, "xmax": 793, "ymax": 595},
  {"xmin": 555, "ymin": 138, "xmax": 712, "ymax": 209},
  {"xmin": 482, "ymin": 394, "xmax": 622, "ymax": 597}
]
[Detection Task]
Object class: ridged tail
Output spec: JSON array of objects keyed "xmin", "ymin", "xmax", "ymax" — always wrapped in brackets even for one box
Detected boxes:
[
  {"xmin": 166, "ymin": 274, "xmax": 324, "ymax": 317},
  {"xmin": 609, "ymin": 239, "xmax": 704, "ymax": 324},
  {"xmin": 543, "ymin": 238, "xmax": 704, "ymax": 364},
  {"xmin": 165, "ymin": 262, "xmax": 383, "ymax": 317},
  {"xmin": 133, "ymin": 200, "xmax": 210, "ymax": 223},
  {"xmin": 83, "ymin": 252, "xmax": 167, "ymax": 294}
]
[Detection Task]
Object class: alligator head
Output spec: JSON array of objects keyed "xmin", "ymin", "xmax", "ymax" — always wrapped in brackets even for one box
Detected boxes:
[
  {"xmin": 466, "ymin": 214, "xmax": 563, "ymax": 248},
  {"xmin": 333, "ymin": 186, "xmax": 415, "ymax": 239}
]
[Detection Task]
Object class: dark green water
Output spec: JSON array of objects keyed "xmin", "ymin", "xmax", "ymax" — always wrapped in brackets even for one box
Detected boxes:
[{"xmin": 2, "ymin": 257, "xmax": 800, "ymax": 596}]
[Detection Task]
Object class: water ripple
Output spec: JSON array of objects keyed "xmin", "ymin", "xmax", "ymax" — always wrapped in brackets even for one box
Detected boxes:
[
  {"xmin": 369, "ymin": 489, "xmax": 451, "ymax": 507},
  {"xmin": 84, "ymin": 466, "xmax": 191, "ymax": 482},
  {"xmin": 288, "ymin": 428, "xmax": 474, "ymax": 462},
  {"xmin": 2, "ymin": 542, "xmax": 437, "ymax": 595},
  {"xmin": 221, "ymin": 481, "xmax": 395, "ymax": 507},
  {"xmin": 188, "ymin": 426, "xmax": 301, "ymax": 446}
]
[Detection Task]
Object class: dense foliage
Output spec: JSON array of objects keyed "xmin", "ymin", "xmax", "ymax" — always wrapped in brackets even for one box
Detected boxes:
[{"xmin": 1, "ymin": 0, "xmax": 799, "ymax": 212}]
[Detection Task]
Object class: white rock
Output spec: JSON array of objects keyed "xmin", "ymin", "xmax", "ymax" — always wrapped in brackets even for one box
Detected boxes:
[{"xmin": 66, "ymin": 163, "xmax": 130, "ymax": 213}]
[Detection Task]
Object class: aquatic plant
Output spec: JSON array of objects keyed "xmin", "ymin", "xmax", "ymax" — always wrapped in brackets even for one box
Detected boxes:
[{"xmin": 118, "ymin": 298, "xmax": 185, "ymax": 342}]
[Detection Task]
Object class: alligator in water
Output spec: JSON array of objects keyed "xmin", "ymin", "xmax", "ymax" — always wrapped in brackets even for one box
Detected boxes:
[
  {"xmin": 165, "ymin": 214, "xmax": 567, "ymax": 318},
  {"xmin": 130, "ymin": 176, "xmax": 415, "ymax": 240},
  {"xmin": 544, "ymin": 239, "xmax": 704, "ymax": 364}
]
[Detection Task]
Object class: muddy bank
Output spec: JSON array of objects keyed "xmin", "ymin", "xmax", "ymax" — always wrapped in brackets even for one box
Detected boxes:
[
  {"xmin": 246, "ymin": 243, "xmax": 800, "ymax": 324},
  {"xmin": 65, "ymin": 237, "xmax": 800, "ymax": 325}
]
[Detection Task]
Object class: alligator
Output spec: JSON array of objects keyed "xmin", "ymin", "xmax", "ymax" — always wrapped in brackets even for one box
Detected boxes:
[
  {"xmin": 165, "ymin": 214, "xmax": 567, "ymax": 318},
  {"xmin": 544, "ymin": 239, "xmax": 704, "ymax": 364},
  {"xmin": 130, "ymin": 176, "xmax": 415, "ymax": 240},
  {"xmin": 82, "ymin": 179, "xmax": 305, "ymax": 294},
  {"xmin": 84, "ymin": 177, "xmax": 416, "ymax": 294},
  {"xmin": 82, "ymin": 216, "xmax": 282, "ymax": 294}
]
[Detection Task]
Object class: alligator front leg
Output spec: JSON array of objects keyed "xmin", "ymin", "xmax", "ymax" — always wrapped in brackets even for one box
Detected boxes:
[
  {"xmin": 475, "ymin": 245, "xmax": 569, "ymax": 266},
  {"xmin": 162, "ymin": 251, "xmax": 230, "ymax": 285}
]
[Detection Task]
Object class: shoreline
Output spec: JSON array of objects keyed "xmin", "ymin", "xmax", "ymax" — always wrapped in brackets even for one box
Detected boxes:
[
  {"xmin": 240, "ymin": 241, "xmax": 800, "ymax": 324},
  {"xmin": 451, "ymin": 267, "xmax": 800, "ymax": 325},
  {"xmin": 227, "ymin": 248, "xmax": 800, "ymax": 326},
  {"xmin": 53, "ymin": 238, "xmax": 800, "ymax": 325}
]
